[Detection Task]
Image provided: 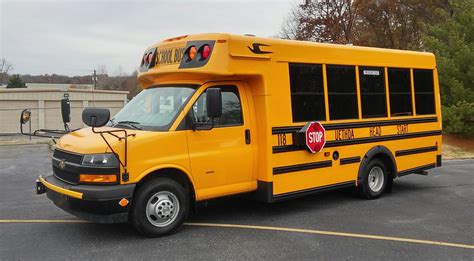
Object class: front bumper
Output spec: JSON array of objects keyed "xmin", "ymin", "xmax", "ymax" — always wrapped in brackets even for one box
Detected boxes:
[{"xmin": 37, "ymin": 175, "xmax": 135, "ymax": 223}]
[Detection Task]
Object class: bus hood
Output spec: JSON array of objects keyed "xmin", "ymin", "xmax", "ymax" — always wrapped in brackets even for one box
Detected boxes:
[{"xmin": 57, "ymin": 127, "xmax": 141, "ymax": 154}]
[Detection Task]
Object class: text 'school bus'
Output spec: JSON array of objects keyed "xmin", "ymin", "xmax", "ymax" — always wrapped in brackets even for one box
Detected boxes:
[{"xmin": 36, "ymin": 33, "xmax": 442, "ymax": 237}]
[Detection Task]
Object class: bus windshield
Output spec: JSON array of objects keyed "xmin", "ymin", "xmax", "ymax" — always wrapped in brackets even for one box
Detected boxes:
[{"xmin": 111, "ymin": 86, "xmax": 196, "ymax": 131}]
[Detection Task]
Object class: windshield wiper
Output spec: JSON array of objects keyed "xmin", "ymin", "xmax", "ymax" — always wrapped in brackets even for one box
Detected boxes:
[{"xmin": 116, "ymin": 120, "xmax": 142, "ymax": 130}]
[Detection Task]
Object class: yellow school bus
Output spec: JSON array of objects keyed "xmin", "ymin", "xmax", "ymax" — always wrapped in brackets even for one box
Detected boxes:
[{"xmin": 36, "ymin": 33, "xmax": 442, "ymax": 237}]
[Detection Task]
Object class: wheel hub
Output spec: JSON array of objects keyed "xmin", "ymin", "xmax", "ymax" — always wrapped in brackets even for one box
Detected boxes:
[
  {"xmin": 368, "ymin": 166, "xmax": 384, "ymax": 192},
  {"xmin": 146, "ymin": 191, "xmax": 180, "ymax": 227},
  {"xmin": 154, "ymin": 199, "xmax": 174, "ymax": 218}
]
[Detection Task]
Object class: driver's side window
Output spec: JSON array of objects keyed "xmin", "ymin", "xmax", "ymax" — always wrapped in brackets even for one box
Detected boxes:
[{"xmin": 191, "ymin": 85, "xmax": 243, "ymax": 127}]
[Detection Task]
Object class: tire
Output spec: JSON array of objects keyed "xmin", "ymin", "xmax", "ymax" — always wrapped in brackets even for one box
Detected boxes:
[
  {"xmin": 131, "ymin": 178, "xmax": 189, "ymax": 237},
  {"xmin": 357, "ymin": 159, "xmax": 388, "ymax": 199}
]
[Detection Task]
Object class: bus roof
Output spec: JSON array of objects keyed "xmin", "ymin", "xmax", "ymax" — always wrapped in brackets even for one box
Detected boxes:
[{"xmin": 138, "ymin": 33, "xmax": 436, "ymax": 87}]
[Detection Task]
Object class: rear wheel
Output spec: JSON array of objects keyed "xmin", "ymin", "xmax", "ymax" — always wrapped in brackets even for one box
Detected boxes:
[
  {"xmin": 132, "ymin": 178, "xmax": 189, "ymax": 237},
  {"xmin": 358, "ymin": 159, "xmax": 388, "ymax": 199}
]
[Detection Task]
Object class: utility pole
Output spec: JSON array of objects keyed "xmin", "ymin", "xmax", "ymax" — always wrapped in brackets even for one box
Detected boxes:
[
  {"xmin": 92, "ymin": 69, "xmax": 97, "ymax": 106},
  {"xmin": 93, "ymin": 69, "xmax": 97, "ymax": 90}
]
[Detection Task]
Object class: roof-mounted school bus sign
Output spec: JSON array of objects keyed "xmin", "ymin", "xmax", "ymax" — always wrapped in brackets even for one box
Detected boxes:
[{"xmin": 33, "ymin": 33, "xmax": 442, "ymax": 237}]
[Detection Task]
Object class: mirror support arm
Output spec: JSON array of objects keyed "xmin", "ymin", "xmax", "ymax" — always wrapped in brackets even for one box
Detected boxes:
[
  {"xmin": 20, "ymin": 108, "xmax": 75, "ymax": 140},
  {"xmin": 91, "ymin": 126, "xmax": 135, "ymax": 182}
]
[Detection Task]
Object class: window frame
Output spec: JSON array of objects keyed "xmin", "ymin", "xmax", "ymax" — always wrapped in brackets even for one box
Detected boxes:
[
  {"xmin": 185, "ymin": 84, "xmax": 245, "ymax": 129},
  {"xmin": 358, "ymin": 66, "xmax": 389, "ymax": 119},
  {"xmin": 287, "ymin": 62, "xmax": 436, "ymax": 125},
  {"xmin": 325, "ymin": 64, "xmax": 359, "ymax": 121},
  {"xmin": 387, "ymin": 67, "xmax": 414, "ymax": 117},
  {"xmin": 289, "ymin": 63, "xmax": 327, "ymax": 123},
  {"xmin": 413, "ymin": 68, "xmax": 436, "ymax": 116}
]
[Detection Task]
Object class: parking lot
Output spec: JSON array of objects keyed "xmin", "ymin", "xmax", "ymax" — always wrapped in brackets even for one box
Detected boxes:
[{"xmin": 0, "ymin": 144, "xmax": 473, "ymax": 260}]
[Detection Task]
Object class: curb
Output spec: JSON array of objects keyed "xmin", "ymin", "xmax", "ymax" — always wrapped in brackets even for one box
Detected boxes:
[
  {"xmin": 443, "ymin": 157, "xmax": 474, "ymax": 160},
  {"xmin": 0, "ymin": 139, "xmax": 55, "ymax": 148}
]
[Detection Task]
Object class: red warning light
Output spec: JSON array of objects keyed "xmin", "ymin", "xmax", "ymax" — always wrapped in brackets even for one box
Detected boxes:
[
  {"xmin": 147, "ymin": 52, "xmax": 153, "ymax": 64},
  {"xmin": 201, "ymin": 44, "xmax": 211, "ymax": 60}
]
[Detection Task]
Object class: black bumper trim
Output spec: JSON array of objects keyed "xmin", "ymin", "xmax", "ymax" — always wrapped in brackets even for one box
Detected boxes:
[
  {"xmin": 42, "ymin": 175, "xmax": 135, "ymax": 223},
  {"xmin": 46, "ymin": 188, "xmax": 129, "ymax": 223}
]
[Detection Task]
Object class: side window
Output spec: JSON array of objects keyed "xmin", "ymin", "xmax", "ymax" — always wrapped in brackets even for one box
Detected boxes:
[
  {"xmin": 413, "ymin": 69, "xmax": 435, "ymax": 115},
  {"xmin": 289, "ymin": 63, "xmax": 326, "ymax": 122},
  {"xmin": 359, "ymin": 67, "xmax": 387, "ymax": 118},
  {"xmin": 192, "ymin": 85, "xmax": 243, "ymax": 127},
  {"xmin": 388, "ymin": 68, "xmax": 413, "ymax": 116},
  {"xmin": 327, "ymin": 65, "xmax": 358, "ymax": 120}
]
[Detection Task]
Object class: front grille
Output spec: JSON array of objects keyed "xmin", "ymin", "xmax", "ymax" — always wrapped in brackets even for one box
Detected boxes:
[
  {"xmin": 53, "ymin": 166, "xmax": 80, "ymax": 184},
  {"xmin": 53, "ymin": 149, "xmax": 83, "ymax": 164}
]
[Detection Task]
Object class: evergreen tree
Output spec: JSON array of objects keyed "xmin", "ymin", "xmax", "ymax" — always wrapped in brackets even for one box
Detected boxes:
[
  {"xmin": 421, "ymin": 0, "xmax": 474, "ymax": 137},
  {"xmin": 6, "ymin": 74, "xmax": 27, "ymax": 88}
]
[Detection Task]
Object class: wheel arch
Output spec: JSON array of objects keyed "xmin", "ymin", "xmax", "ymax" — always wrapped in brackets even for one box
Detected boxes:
[
  {"xmin": 134, "ymin": 165, "xmax": 197, "ymax": 205},
  {"xmin": 357, "ymin": 145, "xmax": 397, "ymax": 185}
]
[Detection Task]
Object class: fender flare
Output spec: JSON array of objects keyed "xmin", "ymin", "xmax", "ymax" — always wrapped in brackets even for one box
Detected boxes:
[
  {"xmin": 135, "ymin": 164, "xmax": 197, "ymax": 198},
  {"xmin": 136, "ymin": 164, "xmax": 195, "ymax": 184},
  {"xmin": 357, "ymin": 145, "xmax": 397, "ymax": 184}
]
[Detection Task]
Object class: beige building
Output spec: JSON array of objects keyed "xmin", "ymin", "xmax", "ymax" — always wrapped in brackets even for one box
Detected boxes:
[{"xmin": 0, "ymin": 88, "xmax": 128, "ymax": 134}]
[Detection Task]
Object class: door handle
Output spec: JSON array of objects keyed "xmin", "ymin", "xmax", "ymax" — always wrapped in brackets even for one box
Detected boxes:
[{"xmin": 245, "ymin": 129, "xmax": 251, "ymax": 144}]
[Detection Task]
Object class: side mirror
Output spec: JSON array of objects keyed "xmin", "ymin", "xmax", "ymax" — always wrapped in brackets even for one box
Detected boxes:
[
  {"xmin": 20, "ymin": 109, "xmax": 31, "ymax": 124},
  {"xmin": 206, "ymin": 88, "xmax": 222, "ymax": 119},
  {"xmin": 61, "ymin": 98, "xmax": 71, "ymax": 124},
  {"xmin": 82, "ymin": 108, "xmax": 110, "ymax": 127}
]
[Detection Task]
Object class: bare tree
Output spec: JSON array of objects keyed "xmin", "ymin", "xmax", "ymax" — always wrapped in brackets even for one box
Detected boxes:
[
  {"xmin": 280, "ymin": 0, "xmax": 447, "ymax": 49},
  {"xmin": 280, "ymin": 2, "xmax": 318, "ymax": 40},
  {"xmin": 115, "ymin": 65, "xmax": 124, "ymax": 77},
  {"xmin": 279, "ymin": 0, "xmax": 359, "ymax": 44},
  {"xmin": 96, "ymin": 64, "xmax": 108, "ymax": 75},
  {"xmin": 0, "ymin": 58, "xmax": 14, "ymax": 84}
]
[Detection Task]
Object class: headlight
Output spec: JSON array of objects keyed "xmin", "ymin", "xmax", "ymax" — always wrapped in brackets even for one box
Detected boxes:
[{"xmin": 82, "ymin": 153, "xmax": 119, "ymax": 167}]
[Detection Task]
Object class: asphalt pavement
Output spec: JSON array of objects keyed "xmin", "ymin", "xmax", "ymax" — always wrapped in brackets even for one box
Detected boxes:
[{"xmin": 0, "ymin": 144, "xmax": 473, "ymax": 260}]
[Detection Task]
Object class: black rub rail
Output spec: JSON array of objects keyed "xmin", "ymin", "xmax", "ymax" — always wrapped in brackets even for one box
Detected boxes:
[
  {"xmin": 272, "ymin": 117, "xmax": 438, "ymax": 135},
  {"xmin": 273, "ymin": 130, "xmax": 442, "ymax": 153},
  {"xmin": 395, "ymin": 146, "xmax": 438, "ymax": 157},
  {"xmin": 273, "ymin": 160, "xmax": 332, "ymax": 175}
]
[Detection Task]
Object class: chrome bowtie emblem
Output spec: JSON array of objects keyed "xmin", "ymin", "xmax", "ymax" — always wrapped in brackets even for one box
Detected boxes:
[{"xmin": 59, "ymin": 159, "xmax": 66, "ymax": 170}]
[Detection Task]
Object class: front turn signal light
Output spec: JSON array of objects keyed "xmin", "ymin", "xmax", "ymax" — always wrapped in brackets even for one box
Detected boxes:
[{"xmin": 80, "ymin": 174, "xmax": 117, "ymax": 183}]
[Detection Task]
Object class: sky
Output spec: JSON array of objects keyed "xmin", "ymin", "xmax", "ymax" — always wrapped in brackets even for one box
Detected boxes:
[{"xmin": 0, "ymin": 0, "xmax": 296, "ymax": 76}]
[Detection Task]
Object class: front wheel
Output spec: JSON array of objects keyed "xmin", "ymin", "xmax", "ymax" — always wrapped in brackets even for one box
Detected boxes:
[
  {"xmin": 132, "ymin": 178, "xmax": 189, "ymax": 237},
  {"xmin": 357, "ymin": 159, "xmax": 388, "ymax": 199}
]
